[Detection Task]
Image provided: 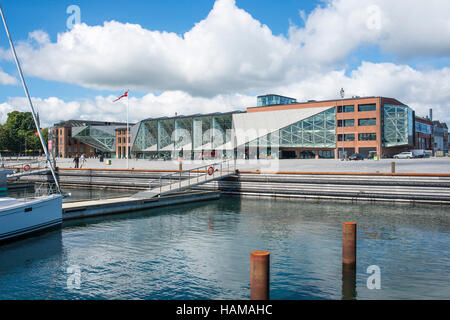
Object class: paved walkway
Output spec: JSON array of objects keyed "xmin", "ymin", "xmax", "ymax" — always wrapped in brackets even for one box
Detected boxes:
[{"xmin": 52, "ymin": 157, "xmax": 450, "ymax": 174}]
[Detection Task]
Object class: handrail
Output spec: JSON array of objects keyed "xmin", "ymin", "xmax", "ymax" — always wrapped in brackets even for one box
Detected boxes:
[
  {"xmin": 153, "ymin": 159, "xmax": 236, "ymax": 195},
  {"xmin": 160, "ymin": 159, "xmax": 235, "ymax": 178}
]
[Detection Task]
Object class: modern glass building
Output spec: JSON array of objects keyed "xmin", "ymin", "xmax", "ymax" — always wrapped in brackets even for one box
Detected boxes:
[
  {"xmin": 132, "ymin": 112, "xmax": 237, "ymax": 160},
  {"xmin": 257, "ymin": 94, "xmax": 297, "ymax": 107},
  {"xmin": 128, "ymin": 96, "xmax": 417, "ymax": 160},
  {"xmin": 51, "ymin": 120, "xmax": 128, "ymax": 158},
  {"xmin": 52, "ymin": 96, "xmax": 419, "ymax": 160}
]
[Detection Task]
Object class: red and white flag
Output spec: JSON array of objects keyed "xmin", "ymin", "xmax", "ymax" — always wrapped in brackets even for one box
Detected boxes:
[{"xmin": 113, "ymin": 90, "xmax": 129, "ymax": 102}]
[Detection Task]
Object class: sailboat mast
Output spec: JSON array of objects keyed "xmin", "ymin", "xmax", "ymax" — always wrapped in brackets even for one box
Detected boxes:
[{"xmin": 0, "ymin": 5, "xmax": 62, "ymax": 194}]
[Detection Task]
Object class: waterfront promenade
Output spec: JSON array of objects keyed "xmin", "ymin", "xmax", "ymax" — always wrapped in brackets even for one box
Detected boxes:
[{"xmin": 50, "ymin": 157, "xmax": 450, "ymax": 174}]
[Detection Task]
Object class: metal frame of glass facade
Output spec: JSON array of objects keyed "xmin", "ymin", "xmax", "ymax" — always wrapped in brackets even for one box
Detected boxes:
[
  {"xmin": 72, "ymin": 126, "xmax": 117, "ymax": 152},
  {"xmin": 132, "ymin": 113, "xmax": 234, "ymax": 159},
  {"xmin": 248, "ymin": 108, "xmax": 336, "ymax": 149},
  {"xmin": 382, "ymin": 104, "xmax": 414, "ymax": 147}
]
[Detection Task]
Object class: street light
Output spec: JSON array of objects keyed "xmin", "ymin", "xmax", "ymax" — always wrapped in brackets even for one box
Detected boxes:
[{"xmin": 340, "ymin": 88, "xmax": 345, "ymax": 160}]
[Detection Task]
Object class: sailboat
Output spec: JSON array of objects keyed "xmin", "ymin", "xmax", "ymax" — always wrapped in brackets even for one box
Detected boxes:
[{"xmin": 0, "ymin": 5, "xmax": 63, "ymax": 242}]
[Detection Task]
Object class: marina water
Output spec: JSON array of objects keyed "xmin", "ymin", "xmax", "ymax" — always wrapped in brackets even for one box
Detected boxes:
[{"xmin": 0, "ymin": 189, "xmax": 449, "ymax": 300}]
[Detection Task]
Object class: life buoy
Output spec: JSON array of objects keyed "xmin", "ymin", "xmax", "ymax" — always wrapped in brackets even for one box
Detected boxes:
[
  {"xmin": 207, "ymin": 166, "xmax": 214, "ymax": 176},
  {"xmin": 23, "ymin": 164, "xmax": 31, "ymax": 172}
]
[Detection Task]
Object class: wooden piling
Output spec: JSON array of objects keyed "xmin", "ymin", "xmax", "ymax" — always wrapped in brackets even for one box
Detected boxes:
[
  {"xmin": 342, "ymin": 222, "xmax": 356, "ymax": 267},
  {"xmin": 250, "ymin": 251, "xmax": 270, "ymax": 300}
]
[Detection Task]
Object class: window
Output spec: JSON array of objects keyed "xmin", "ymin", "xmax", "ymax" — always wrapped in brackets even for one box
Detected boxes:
[
  {"xmin": 318, "ymin": 150, "xmax": 334, "ymax": 159},
  {"xmin": 359, "ymin": 133, "xmax": 377, "ymax": 141},
  {"xmin": 118, "ymin": 137, "xmax": 121, "ymax": 144},
  {"xmin": 337, "ymin": 105, "xmax": 355, "ymax": 113},
  {"xmin": 338, "ymin": 134, "xmax": 355, "ymax": 141},
  {"xmin": 358, "ymin": 104, "xmax": 376, "ymax": 112},
  {"xmin": 338, "ymin": 119, "xmax": 355, "ymax": 127},
  {"xmin": 358, "ymin": 118, "xmax": 377, "ymax": 126}
]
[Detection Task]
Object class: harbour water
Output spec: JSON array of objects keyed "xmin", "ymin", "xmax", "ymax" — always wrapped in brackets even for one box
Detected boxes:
[{"xmin": 0, "ymin": 189, "xmax": 449, "ymax": 300}]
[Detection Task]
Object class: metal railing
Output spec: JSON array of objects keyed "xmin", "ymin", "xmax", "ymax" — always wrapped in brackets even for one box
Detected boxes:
[{"xmin": 154, "ymin": 159, "xmax": 236, "ymax": 195}]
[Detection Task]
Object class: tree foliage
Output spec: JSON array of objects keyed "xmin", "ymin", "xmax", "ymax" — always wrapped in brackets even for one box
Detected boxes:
[{"xmin": 0, "ymin": 111, "xmax": 48, "ymax": 153}]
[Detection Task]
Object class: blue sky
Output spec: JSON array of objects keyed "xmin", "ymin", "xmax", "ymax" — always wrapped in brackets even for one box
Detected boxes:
[
  {"xmin": 0, "ymin": 0, "xmax": 320, "ymax": 100},
  {"xmin": 0, "ymin": 0, "xmax": 449, "ymax": 126}
]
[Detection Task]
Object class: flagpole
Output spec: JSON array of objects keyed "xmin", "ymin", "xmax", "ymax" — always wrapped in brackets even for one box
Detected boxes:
[{"xmin": 127, "ymin": 90, "xmax": 129, "ymax": 169}]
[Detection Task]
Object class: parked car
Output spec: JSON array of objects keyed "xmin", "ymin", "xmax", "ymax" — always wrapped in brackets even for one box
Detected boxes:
[
  {"xmin": 349, "ymin": 153, "xmax": 364, "ymax": 161},
  {"xmin": 394, "ymin": 152, "xmax": 413, "ymax": 159},
  {"xmin": 411, "ymin": 149, "xmax": 426, "ymax": 158}
]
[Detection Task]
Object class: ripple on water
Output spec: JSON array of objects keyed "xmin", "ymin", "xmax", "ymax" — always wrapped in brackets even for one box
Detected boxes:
[{"xmin": 0, "ymin": 198, "xmax": 449, "ymax": 300}]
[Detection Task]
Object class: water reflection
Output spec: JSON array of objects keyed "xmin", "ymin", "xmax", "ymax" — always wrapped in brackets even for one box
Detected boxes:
[
  {"xmin": 341, "ymin": 265, "xmax": 357, "ymax": 300},
  {"xmin": 0, "ymin": 194, "xmax": 448, "ymax": 300}
]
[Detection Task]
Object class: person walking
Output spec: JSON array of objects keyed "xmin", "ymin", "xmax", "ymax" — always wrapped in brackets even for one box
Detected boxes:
[
  {"xmin": 80, "ymin": 154, "xmax": 86, "ymax": 168},
  {"xmin": 73, "ymin": 155, "xmax": 79, "ymax": 169}
]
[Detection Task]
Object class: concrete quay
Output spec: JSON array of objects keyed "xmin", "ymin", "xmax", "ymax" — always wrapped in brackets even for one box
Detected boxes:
[
  {"xmin": 62, "ymin": 191, "xmax": 221, "ymax": 221},
  {"xmin": 47, "ymin": 157, "xmax": 450, "ymax": 174},
  {"xmin": 7, "ymin": 157, "xmax": 450, "ymax": 205}
]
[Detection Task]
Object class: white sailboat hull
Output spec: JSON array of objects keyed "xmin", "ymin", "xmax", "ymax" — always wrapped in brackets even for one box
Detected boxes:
[{"xmin": 0, "ymin": 194, "xmax": 62, "ymax": 242}]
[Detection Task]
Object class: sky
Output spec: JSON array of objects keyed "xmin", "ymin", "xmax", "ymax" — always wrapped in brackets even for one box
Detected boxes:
[{"xmin": 0, "ymin": 0, "xmax": 449, "ymax": 127}]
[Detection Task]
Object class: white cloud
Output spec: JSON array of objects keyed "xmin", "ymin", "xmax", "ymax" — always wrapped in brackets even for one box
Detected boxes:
[
  {"xmin": 0, "ymin": 67, "xmax": 17, "ymax": 85},
  {"xmin": 4, "ymin": 0, "xmax": 450, "ymax": 94},
  {"xmin": 289, "ymin": 0, "xmax": 450, "ymax": 62},
  {"xmin": 13, "ymin": 0, "xmax": 302, "ymax": 96},
  {"xmin": 275, "ymin": 62, "xmax": 450, "ymax": 123},
  {"xmin": 0, "ymin": 0, "xmax": 449, "ymax": 125},
  {"xmin": 1, "ymin": 62, "xmax": 449, "ymax": 128},
  {"xmin": 0, "ymin": 92, "xmax": 253, "ymax": 127}
]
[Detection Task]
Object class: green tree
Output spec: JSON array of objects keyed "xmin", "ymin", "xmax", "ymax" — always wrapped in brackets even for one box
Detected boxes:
[
  {"xmin": 0, "ymin": 126, "xmax": 8, "ymax": 152},
  {"xmin": 1, "ymin": 111, "xmax": 47, "ymax": 153}
]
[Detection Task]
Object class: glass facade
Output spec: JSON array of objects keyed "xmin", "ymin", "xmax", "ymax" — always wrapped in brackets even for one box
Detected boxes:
[
  {"xmin": 382, "ymin": 104, "xmax": 414, "ymax": 147},
  {"xmin": 72, "ymin": 126, "xmax": 117, "ymax": 152},
  {"xmin": 415, "ymin": 121, "xmax": 431, "ymax": 134},
  {"xmin": 133, "ymin": 121, "xmax": 157, "ymax": 152},
  {"xmin": 248, "ymin": 108, "xmax": 336, "ymax": 149},
  {"xmin": 132, "ymin": 113, "xmax": 234, "ymax": 159},
  {"xmin": 257, "ymin": 95, "xmax": 297, "ymax": 107}
]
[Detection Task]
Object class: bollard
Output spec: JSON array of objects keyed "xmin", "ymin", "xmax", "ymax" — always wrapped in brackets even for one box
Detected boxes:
[
  {"xmin": 391, "ymin": 161, "xmax": 395, "ymax": 174},
  {"xmin": 342, "ymin": 222, "xmax": 356, "ymax": 267},
  {"xmin": 250, "ymin": 251, "xmax": 270, "ymax": 300}
]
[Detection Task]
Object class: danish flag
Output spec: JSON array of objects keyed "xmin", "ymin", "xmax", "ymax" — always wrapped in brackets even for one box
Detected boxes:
[{"xmin": 113, "ymin": 90, "xmax": 128, "ymax": 102}]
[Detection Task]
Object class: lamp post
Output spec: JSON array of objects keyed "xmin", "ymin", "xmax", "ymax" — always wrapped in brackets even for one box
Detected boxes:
[
  {"xmin": 127, "ymin": 90, "xmax": 129, "ymax": 170},
  {"xmin": 340, "ymin": 88, "xmax": 345, "ymax": 160}
]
